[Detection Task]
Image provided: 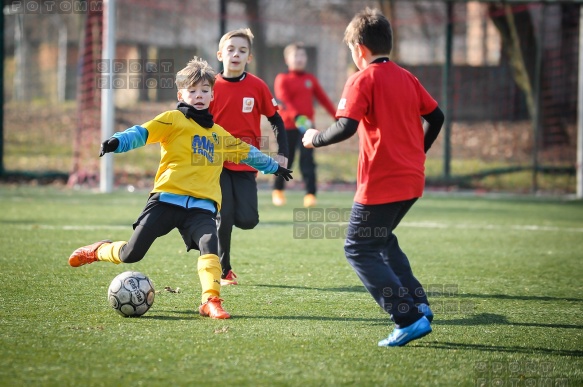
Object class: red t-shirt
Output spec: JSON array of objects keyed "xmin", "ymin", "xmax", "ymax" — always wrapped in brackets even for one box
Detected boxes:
[
  {"xmin": 337, "ymin": 60, "xmax": 438, "ymax": 204},
  {"xmin": 209, "ymin": 72, "xmax": 279, "ymax": 171},
  {"xmin": 274, "ymin": 71, "xmax": 336, "ymax": 129}
]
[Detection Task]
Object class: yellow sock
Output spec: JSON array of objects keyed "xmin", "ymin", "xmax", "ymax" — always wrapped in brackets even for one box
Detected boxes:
[
  {"xmin": 96, "ymin": 241, "xmax": 125, "ymax": 264},
  {"xmin": 197, "ymin": 254, "xmax": 221, "ymax": 304}
]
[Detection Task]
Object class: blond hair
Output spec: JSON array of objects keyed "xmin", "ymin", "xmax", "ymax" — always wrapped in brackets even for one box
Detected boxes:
[
  {"xmin": 218, "ymin": 28, "xmax": 254, "ymax": 52},
  {"xmin": 283, "ymin": 42, "xmax": 306, "ymax": 59},
  {"xmin": 175, "ymin": 56, "xmax": 216, "ymax": 89}
]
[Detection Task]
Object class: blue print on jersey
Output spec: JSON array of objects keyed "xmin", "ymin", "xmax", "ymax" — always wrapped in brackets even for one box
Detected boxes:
[{"xmin": 192, "ymin": 135, "xmax": 215, "ymax": 163}]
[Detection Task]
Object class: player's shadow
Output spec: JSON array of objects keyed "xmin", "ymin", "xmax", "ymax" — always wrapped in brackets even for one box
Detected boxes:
[
  {"xmin": 140, "ymin": 310, "xmax": 386, "ymax": 323},
  {"xmin": 457, "ymin": 293, "xmax": 583, "ymax": 303},
  {"xmin": 138, "ymin": 313, "xmax": 193, "ymax": 321},
  {"xmin": 416, "ymin": 341, "xmax": 583, "ymax": 357},
  {"xmin": 256, "ymin": 286, "xmax": 583, "ymax": 303},
  {"xmin": 234, "ymin": 314, "xmax": 387, "ymax": 323},
  {"xmin": 254, "ymin": 284, "xmax": 366, "ymax": 293},
  {"xmin": 433, "ymin": 313, "xmax": 582, "ymax": 330}
]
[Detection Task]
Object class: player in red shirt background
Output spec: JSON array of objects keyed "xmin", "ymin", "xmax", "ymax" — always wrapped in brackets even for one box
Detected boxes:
[
  {"xmin": 303, "ymin": 8, "xmax": 444, "ymax": 347},
  {"xmin": 272, "ymin": 42, "xmax": 337, "ymax": 208},
  {"xmin": 210, "ymin": 28, "xmax": 289, "ymax": 286}
]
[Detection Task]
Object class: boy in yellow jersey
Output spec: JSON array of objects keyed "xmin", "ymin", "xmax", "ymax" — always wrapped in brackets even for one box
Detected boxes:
[{"xmin": 68, "ymin": 57, "xmax": 292, "ymax": 319}]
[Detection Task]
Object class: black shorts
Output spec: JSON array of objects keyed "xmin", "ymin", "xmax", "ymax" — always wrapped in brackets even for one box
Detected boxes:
[{"xmin": 132, "ymin": 193, "xmax": 218, "ymax": 252}]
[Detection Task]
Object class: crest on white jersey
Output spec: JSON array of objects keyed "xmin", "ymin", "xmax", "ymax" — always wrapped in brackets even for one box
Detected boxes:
[
  {"xmin": 243, "ymin": 97, "xmax": 254, "ymax": 113},
  {"xmin": 338, "ymin": 98, "xmax": 347, "ymax": 110}
]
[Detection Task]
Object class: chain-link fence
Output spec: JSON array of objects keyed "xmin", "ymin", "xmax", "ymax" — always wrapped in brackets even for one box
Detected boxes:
[{"xmin": 2, "ymin": 0, "xmax": 580, "ymax": 193}]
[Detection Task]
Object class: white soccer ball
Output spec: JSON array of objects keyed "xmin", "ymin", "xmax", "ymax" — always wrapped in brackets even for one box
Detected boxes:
[{"xmin": 107, "ymin": 271, "xmax": 155, "ymax": 317}]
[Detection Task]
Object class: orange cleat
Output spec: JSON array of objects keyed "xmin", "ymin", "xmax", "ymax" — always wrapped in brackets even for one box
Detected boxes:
[
  {"xmin": 303, "ymin": 194, "xmax": 317, "ymax": 208},
  {"xmin": 199, "ymin": 296, "xmax": 231, "ymax": 319},
  {"xmin": 68, "ymin": 240, "xmax": 111, "ymax": 267},
  {"xmin": 272, "ymin": 189, "xmax": 286, "ymax": 206},
  {"xmin": 220, "ymin": 270, "xmax": 238, "ymax": 286}
]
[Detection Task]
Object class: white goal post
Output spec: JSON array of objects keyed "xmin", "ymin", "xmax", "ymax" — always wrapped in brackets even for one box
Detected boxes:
[
  {"xmin": 578, "ymin": 4, "xmax": 583, "ymax": 199},
  {"xmin": 100, "ymin": 0, "xmax": 116, "ymax": 193}
]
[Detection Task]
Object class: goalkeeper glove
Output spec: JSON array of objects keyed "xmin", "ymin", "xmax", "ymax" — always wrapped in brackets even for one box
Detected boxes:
[
  {"xmin": 99, "ymin": 137, "xmax": 119, "ymax": 157},
  {"xmin": 274, "ymin": 166, "xmax": 293, "ymax": 181},
  {"xmin": 295, "ymin": 115, "xmax": 313, "ymax": 134}
]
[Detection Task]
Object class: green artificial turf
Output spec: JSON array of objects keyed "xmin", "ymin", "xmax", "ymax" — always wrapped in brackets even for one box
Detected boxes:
[{"xmin": 0, "ymin": 186, "xmax": 581, "ymax": 386}]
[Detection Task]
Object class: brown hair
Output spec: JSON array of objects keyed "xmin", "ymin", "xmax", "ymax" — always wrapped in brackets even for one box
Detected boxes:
[
  {"xmin": 218, "ymin": 28, "xmax": 254, "ymax": 53},
  {"xmin": 175, "ymin": 56, "xmax": 216, "ymax": 89},
  {"xmin": 344, "ymin": 8, "xmax": 393, "ymax": 55}
]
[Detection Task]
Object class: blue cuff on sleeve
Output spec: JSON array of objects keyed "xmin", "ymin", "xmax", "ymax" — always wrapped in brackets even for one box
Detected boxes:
[
  {"xmin": 241, "ymin": 146, "xmax": 279, "ymax": 174},
  {"xmin": 112, "ymin": 125, "xmax": 148, "ymax": 153}
]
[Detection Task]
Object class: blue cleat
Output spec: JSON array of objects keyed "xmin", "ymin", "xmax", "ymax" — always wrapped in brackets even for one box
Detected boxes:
[
  {"xmin": 417, "ymin": 303, "xmax": 434, "ymax": 323},
  {"xmin": 378, "ymin": 316, "xmax": 432, "ymax": 347}
]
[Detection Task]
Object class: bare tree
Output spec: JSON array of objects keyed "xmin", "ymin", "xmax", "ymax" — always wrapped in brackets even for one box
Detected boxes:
[
  {"xmin": 488, "ymin": 4, "xmax": 577, "ymax": 146},
  {"xmin": 488, "ymin": 4, "xmax": 536, "ymax": 118}
]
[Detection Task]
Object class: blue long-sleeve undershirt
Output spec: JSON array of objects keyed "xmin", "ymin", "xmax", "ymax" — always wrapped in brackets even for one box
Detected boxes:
[
  {"xmin": 112, "ymin": 125, "xmax": 278, "ymax": 174},
  {"xmin": 112, "ymin": 125, "xmax": 149, "ymax": 153},
  {"xmin": 241, "ymin": 146, "xmax": 279, "ymax": 174}
]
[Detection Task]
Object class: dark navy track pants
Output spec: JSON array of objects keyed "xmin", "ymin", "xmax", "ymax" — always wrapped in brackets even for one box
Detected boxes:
[{"xmin": 344, "ymin": 198, "xmax": 428, "ymax": 328}]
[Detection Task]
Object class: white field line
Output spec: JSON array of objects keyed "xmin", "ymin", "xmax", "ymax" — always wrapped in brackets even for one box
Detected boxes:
[
  {"xmin": 12, "ymin": 222, "xmax": 583, "ymax": 233},
  {"xmin": 401, "ymin": 221, "xmax": 583, "ymax": 233},
  {"xmin": 18, "ymin": 225, "xmax": 129, "ymax": 231}
]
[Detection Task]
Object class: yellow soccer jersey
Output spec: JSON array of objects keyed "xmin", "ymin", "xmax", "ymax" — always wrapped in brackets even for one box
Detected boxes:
[{"xmin": 114, "ymin": 110, "xmax": 255, "ymax": 211}]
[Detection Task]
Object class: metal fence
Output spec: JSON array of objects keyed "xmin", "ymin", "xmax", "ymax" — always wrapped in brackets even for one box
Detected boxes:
[{"xmin": 2, "ymin": 0, "xmax": 580, "ymax": 193}]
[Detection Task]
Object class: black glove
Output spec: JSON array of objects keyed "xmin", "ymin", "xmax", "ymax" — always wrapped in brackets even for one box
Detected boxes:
[
  {"xmin": 274, "ymin": 166, "xmax": 293, "ymax": 181},
  {"xmin": 99, "ymin": 137, "xmax": 120, "ymax": 157}
]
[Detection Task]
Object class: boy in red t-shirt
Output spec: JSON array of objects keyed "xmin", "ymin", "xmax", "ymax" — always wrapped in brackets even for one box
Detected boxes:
[
  {"xmin": 272, "ymin": 42, "xmax": 336, "ymax": 208},
  {"xmin": 303, "ymin": 8, "xmax": 444, "ymax": 347},
  {"xmin": 209, "ymin": 28, "xmax": 289, "ymax": 286}
]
